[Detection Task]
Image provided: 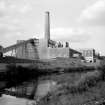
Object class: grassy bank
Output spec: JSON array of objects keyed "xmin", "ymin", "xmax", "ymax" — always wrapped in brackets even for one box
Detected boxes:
[
  {"xmin": 36, "ymin": 60, "xmax": 105, "ymax": 105},
  {"xmin": 0, "ymin": 62, "xmax": 97, "ymax": 89},
  {"xmin": 37, "ymin": 71, "xmax": 105, "ymax": 105},
  {"xmin": 0, "ymin": 58, "xmax": 105, "ymax": 105}
]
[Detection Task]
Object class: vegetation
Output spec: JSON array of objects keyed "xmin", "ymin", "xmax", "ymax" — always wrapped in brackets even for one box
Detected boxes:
[
  {"xmin": 36, "ymin": 59, "xmax": 105, "ymax": 105},
  {"xmin": 1, "ymin": 58, "xmax": 105, "ymax": 105}
]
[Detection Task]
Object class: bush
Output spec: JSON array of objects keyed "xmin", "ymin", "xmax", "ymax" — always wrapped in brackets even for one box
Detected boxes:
[{"xmin": 64, "ymin": 70, "xmax": 102, "ymax": 94}]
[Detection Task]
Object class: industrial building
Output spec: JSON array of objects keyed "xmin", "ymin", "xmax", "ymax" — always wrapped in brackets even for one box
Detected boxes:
[
  {"xmin": 78, "ymin": 48, "xmax": 96, "ymax": 62},
  {"xmin": 15, "ymin": 11, "xmax": 81, "ymax": 60},
  {"xmin": 0, "ymin": 11, "xmax": 98, "ymax": 61}
]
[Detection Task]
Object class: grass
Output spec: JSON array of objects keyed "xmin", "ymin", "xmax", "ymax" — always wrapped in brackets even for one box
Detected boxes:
[
  {"xmin": 0, "ymin": 58, "xmax": 97, "ymax": 89},
  {"xmin": 0, "ymin": 58, "xmax": 105, "ymax": 105},
  {"xmin": 38, "ymin": 77, "xmax": 105, "ymax": 105},
  {"xmin": 37, "ymin": 62, "xmax": 105, "ymax": 105}
]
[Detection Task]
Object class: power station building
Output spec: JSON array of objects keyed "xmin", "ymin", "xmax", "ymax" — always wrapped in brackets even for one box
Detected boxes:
[
  {"xmin": 16, "ymin": 12, "xmax": 82, "ymax": 60},
  {"xmin": 0, "ymin": 11, "xmax": 98, "ymax": 61}
]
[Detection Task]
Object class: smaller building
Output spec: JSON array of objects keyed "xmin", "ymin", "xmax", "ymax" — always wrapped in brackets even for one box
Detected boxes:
[{"xmin": 78, "ymin": 48, "xmax": 96, "ymax": 62}]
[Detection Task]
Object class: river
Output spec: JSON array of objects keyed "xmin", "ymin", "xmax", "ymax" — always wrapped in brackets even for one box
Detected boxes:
[{"xmin": 0, "ymin": 80, "xmax": 57, "ymax": 105}]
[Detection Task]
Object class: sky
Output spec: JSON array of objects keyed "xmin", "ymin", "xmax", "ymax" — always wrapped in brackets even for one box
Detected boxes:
[{"xmin": 0, "ymin": 0, "xmax": 105, "ymax": 55}]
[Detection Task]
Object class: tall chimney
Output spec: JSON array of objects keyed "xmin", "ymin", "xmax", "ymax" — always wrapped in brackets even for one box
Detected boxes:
[{"xmin": 45, "ymin": 11, "xmax": 50, "ymax": 47}]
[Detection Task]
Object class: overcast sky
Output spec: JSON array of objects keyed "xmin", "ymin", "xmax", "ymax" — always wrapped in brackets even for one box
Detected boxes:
[{"xmin": 0, "ymin": 0, "xmax": 105, "ymax": 55}]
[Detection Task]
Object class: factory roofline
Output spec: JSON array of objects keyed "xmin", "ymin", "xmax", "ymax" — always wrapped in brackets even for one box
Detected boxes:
[
  {"xmin": 77, "ymin": 48, "xmax": 95, "ymax": 50},
  {"xmin": 70, "ymin": 48, "xmax": 82, "ymax": 54}
]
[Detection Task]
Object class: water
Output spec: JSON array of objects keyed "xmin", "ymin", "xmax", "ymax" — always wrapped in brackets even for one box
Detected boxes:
[
  {"xmin": 35, "ymin": 80, "xmax": 57, "ymax": 99},
  {"xmin": 0, "ymin": 94, "xmax": 28, "ymax": 105},
  {"xmin": 0, "ymin": 80, "xmax": 57, "ymax": 105}
]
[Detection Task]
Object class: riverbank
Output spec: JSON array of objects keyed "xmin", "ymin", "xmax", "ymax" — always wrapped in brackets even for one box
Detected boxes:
[
  {"xmin": 37, "ymin": 70, "xmax": 105, "ymax": 105},
  {"xmin": 0, "ymin": 58, "xmax": 104, "ymax": 105},
  {"xmin": 0, "ymin": 58, "xmax": 98, "ymax": 90}
]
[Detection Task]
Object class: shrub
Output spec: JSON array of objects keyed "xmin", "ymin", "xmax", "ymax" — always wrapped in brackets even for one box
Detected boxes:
[{"xmin": 65, "ymin": 70, "xmax": 102, "ymax": 94}]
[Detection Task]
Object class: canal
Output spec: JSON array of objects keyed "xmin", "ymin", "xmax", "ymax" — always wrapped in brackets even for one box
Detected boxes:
[{"xmin": 0, "ymin": 79, "xmax": 57, "ymax": 105}]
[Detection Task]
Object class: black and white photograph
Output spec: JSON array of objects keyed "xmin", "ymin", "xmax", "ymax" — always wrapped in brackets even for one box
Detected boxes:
[{"xmin": 0, "ymin": 0, "xmax": 105, "ymax": 105}]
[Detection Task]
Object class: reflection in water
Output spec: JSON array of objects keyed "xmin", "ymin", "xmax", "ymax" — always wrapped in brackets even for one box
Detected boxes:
[
  {"xmin": 0, "ymin": 80, "xmax": 57, "ymax": 105},
  {"xmin": 0, "ymin": 94, "xmax": 28, "ymax": 105},
  {"xmin": 35, "ymin": 80, "xmax": 57, "ymax": 100}
]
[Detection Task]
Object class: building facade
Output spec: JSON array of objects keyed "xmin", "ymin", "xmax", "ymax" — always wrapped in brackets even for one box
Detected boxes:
[{"xmin": 78, "ymin": 48, "xmax": 96, "ymax": 62}]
